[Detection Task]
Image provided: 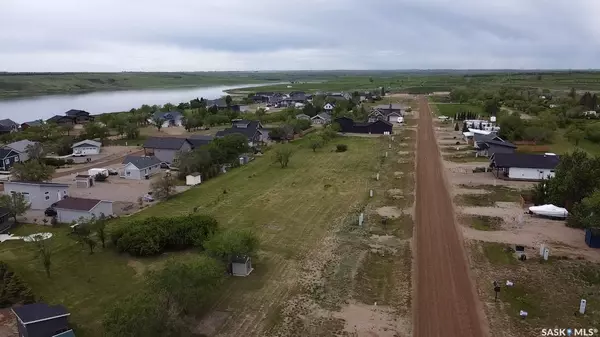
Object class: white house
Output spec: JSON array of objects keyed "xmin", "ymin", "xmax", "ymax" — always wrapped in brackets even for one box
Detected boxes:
[
  {"xmin": 186, "ymin": 172, "xmax": 202, "ymax": 186},
  {"xmin": 54, "ymin": 197, "xmax": 113, "ymax": 223},
  {"xmin": 121, "ymin": 155, "xmax": 162, "ymax": 180},
  {"xmin": 72, "ymin": 139, "xmax": 101, "ymax": 156},
  {"xmin": 491, "ymin": 153, "xmax": 559, "ymax": 181},
  {"xmin": 323, "ymin": 103, "xmax": 335, "ymax": 113}
]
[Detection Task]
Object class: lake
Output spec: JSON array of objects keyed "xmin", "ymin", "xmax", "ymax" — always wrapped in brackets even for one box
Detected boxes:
[{"xmin": 0, "ymin": 83, "xmax": 268, "ymax": 122}]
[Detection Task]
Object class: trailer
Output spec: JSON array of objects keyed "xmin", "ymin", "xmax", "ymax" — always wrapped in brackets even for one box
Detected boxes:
[{"xmin": 88, "ymin": 168, "xmax": 109, "ymax": 177}]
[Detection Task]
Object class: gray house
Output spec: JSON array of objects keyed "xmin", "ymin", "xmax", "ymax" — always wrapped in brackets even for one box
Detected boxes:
[
  {"xmin": 311, "ymin": 113, "xmax": 331, "ymax": 125},
  {"xmin": 54, "ymin": 197, "xmax": 113, "ymax": 223},
  {"xmin": 143, "ymin": 137, "xmax": 192, "ymax": 164},
  {"xmin": 121, "ymin": 155, "xmax": 162, "ymax": 180},
  {"xmin": 216, "ymin": 120, "xmax": 266, "ymax": 147},
  {"xmin": 0, "ymin": 148, "xmax": 20, "ymax": 171},
  {"xmin": 12, "ymin": 302, "xmax": 72, "ymax": 337},
  {"xmin": 3, "ymin": 181, "xmax": 69, "ymax": 210},
  {"xmin": 473, "ymin": 134, "xmax": 516, "ymax": 157},
  {"xmin": 5, "ymin": 139, "xmax": 38, "ymax": 162}
]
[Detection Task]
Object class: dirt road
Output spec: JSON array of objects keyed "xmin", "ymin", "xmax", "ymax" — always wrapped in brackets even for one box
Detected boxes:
[
  {"xmin": 414, "ymin": 96, "xmax": 487, "ymax": 337},
  {"xmin": 52, "ymin": 149, "xmax": 144, "ymax": 178}
]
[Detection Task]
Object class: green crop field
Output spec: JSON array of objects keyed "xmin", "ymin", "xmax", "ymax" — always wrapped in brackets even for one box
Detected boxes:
[{"xmin": 433, "ymin": 103, "xmax": 485, "ymax": 116}]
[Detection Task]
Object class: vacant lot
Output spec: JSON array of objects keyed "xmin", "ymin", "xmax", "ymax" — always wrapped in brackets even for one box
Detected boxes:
[
  {"xmin": 454, "ymin": 185, "xmax": 521, "ymax": 206},
  {"xmin": 433, "ymin": 103, "xmax": 484, "ymax": 116},
  {"xmin": 0, "ymin": 136, "xmax": 384, "ymax": 337}
]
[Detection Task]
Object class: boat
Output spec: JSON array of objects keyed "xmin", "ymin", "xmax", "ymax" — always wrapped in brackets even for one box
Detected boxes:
[{"xmin": 528, "ymin": 204, "xmax": 568, "ymax": 219}]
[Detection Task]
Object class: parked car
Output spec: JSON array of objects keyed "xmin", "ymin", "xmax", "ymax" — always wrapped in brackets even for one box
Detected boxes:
[
  {"xmin": 44, "ymin": 208, "xmax": 57, "ymax": 217},
  {"xmin": 108, "ymin": 168, "xmax": 119, "ymax": 175},
  {"xmin": 160, "ymin": 162, "xmax": 170, "ymax": 169}
]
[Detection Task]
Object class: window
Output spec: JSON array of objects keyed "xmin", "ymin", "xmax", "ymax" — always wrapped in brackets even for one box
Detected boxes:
[
  {"xmin": 45, "ymin": 191, "xmax": 49, "ymax": 195},
  {"xmin": 4, "ymin": 159, "xmax": 9, "ymax": 165},
  {"xmin": 14, "ymin": 156, "xmax": 19, "ymax": 162},
  {"xmin": 45, "ymin": 196, "xmax": 50, "ymax": 200},
  {"xmin": 126, "ymin": 171, "xmax": 131, "ymax": 176}
]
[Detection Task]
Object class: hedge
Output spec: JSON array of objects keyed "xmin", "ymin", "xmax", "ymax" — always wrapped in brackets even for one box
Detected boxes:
[
  {"xmin": 0, "ymin": 262, "xmax": 34, "ymax": 308},
  {"xmin": 110, "ymin": 214, "xmax": 219, "ymax": 256}
]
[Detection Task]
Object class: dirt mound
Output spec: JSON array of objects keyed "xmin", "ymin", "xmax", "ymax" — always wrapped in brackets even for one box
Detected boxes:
[{"xmin": 376, "ymin": 206, "xmax": 403, "ymax": 218}]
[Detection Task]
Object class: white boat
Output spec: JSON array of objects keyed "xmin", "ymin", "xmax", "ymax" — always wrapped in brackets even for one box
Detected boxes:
[{"xmin": 528, "ymin": 204, "xmax": 568, "ymax": 219}]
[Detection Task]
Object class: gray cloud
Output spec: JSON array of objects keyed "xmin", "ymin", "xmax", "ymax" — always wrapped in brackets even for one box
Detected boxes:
[{"xmin": 0, "ymin": 0, "xmax": 599, "ymax": 71}]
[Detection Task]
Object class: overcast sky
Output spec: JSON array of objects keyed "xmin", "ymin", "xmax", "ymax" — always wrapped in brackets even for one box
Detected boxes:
[{"xmin": 1, "ymin": 0, "xmax": 599, "ymax": 71}]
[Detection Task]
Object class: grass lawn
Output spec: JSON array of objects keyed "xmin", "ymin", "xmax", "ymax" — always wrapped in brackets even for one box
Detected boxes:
[
  {"xmin": 455, "ymin": 185, "xmax": 521, "ymax": 206},
  {"xmin": 433, "ymin": 103, "xmax": 485, "ymax": 117},
  {"xmin": 549, "ymin": 129, "xmax": 600, "ymax": 156},
  {"xmin": 461, "ymin": 215, "xmax": 503, "ymax": 231},
  {"xmin": 443, "ymin": 153, "xmax": 490, "ymax": 163},
  {"xmin": 0, "ymin": 136, "xmax": 381, "ymax": 336}
]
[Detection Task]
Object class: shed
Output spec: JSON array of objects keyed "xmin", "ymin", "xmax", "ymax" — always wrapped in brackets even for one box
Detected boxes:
[
  {"xmin": 54, "ymin": 197, "xmax": 113, "ymax": 223},
  {"xmin": 585, "ymin": 228, "xmax": 600, "ymax": 248},
  {"xmin": 75, "ymin": 175, "xmax": 93, "ymax": 188},
  {"xmin": 186, "ymin": 173, "xmax": 202, "ymax": 186},
  {"xmin": 71, "ymin": 140, "xmax": 101, "ymax": 156},
  {"xmin": 231, "ymin": 255, "xmax": 253, "ymax": 277},
  {"xmin": 12, "ymin": 303, "xmax": 72, "ymax": 337}
]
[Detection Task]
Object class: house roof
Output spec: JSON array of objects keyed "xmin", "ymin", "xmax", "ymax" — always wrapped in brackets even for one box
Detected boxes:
[
  {"xmin": 0, "ymin": 148, "xmax": 18, "ymax": 159},
  {"xmin": 6, "ymin": 181, "xmax": 69, "ymax": 187},
  {"xmin": 22, "ymin": 120, "xmax": 44, "ymax": 127},
  {"xmin": 0, "ymin": 207, "xmax": 10, "ymax": 217},
  {"xmin": 486, "ymin": 139, "xmax": 516, "ymax": 148},
  {"xmin": 46, "ymin": 115, "xmax": 73, "ymax": 123},
  {"xmin": 374, "ymin": 104, "xmax": 405, "ymax": 110},
  {"xmin": 5, "ymin": 140, "xmax": 36, "ymax": 153},
  {"xmin": 187, "ymin": 135, "xmax": 213, "ymax": 149},
  {"xmin": 143, "ymin": 137, "xmax": 191, "ymax": 150},
  {"xmin": 72, "ymin": 139, "xmax": 101, "ymax": 148},
  {"xmin": 65, "ymin": 109, "xmax": 89, "ymax": 116},
  {"xmin": 122, "ymin": 155, "xmax": 162, "ymax": 169},
  {"xmin": 295, "ymin": 114, "xmax": 310, "ymax": 119},
  {"xmin": 152, "ymin": 111, "xmax": 182, "ymax": 120},
  {"xmin": 216, "ymin": 127, "xmax": 258, "ymax": 140},
  {"xmin": 0, "ymin": 119, "xmax": 19, "ymax": 128},
  {"xmin": 312, "ymin": 113, "xmax": 332, "ymax": 120},
  {"xmin": 12, "ymin": 303, "xmax": 70, "ymax": 325},
  {"xmin": 491, "ymin": 153, "xmax": 559, "ymax": 169},
  {"xmin": 54, "ymin": 197, "xmax": 104, "ymax": 212}
]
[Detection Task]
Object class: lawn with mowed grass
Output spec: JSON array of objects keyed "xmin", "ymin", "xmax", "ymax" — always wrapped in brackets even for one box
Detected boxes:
[
  {"xmin": 434, "ymin": 103, "xmax": 485, "ymax": 117},
  {"xmin": 0, "ymin": 136, "xmax": 380, "ymax": 337}
]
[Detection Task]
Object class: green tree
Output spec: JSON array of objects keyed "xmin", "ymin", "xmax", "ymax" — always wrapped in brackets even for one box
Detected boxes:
[
  {"xmin": 204, "ymin": 229, "xmax": 259, "ymax": 264},
  {"xmin": 498, "ymin": 114, "xmax": 525, "ymax": 141},
  {"xmin": 61, "ymin": 124, "xmax": 74, "ymax": 137},
  {"xmin": 11, "ymin": 161, "xmax": 55, "ymax": 182},
  {"xmin": 83, "ymin": 122, "xmax": 110, "ymax": 143},
  {"xmin": 31, "ymin": 236, "xmax": 52, "ymax": 278},
  {"xmin": 544, "ymin": 150, "xmax": 600, "ymax": 209},
  {"xmin": 255, "ymin": 108, "xmax": 266, "ymax": 118},
  {"xmin": 380, "ymin": 86, "xmax": 385, "ymax": 96},
  {"xmin": 162, "ymin": 103, "xmax": 175, "ymax": 111},
  {"xmin": 483, "ymin": 99, "xmax": 500, "ymax": 116},
  {"xmin": 150, "ymin": 174, "xmax": 177, "ymax": 200},
  {"xmin": 565, "ymin": 125, "xmax": 585, "ymax": 146},
  {"xmin": 568, "ymin": 87, "xmax": 577, "ymax": 100},
  {"xmin": 273, "ymin": 146, "xmax": 293, "ymax": 168},
  {"xmin": 568, "ymin": 189, "xmax": 600, "ymax": 228},
  {"xmin": 25, "ymin": 142, "xmax": 44, "ymax": 161},
  {"xmin": 0, "ymin": 193, "xmax": 30, "ymax": 224},
  {"xmin": 95, "ymin": 215, "xmax": 108, "ymax": 248},
  {"xmin": 151, "ymin": 116, "xmax": 165, "ymax": 131},
  {"xmin": 109, "ymin": 114, "xmax": 128, "ymax": 136},
  {"xmin": 71, "ymin": 222, "xmax": 98, "ymax": 254},
  {"xmin": 225, "ymin": 95, "xmax": 233, "ymax": 107},
  {"xmin": 124, "ymin": 123, "xmax": 140, "ymax": 140},
  {"xmin": 454, "ymin": 123, "xmax": 459, "ymax": 131},
  {"xmin": 307, "ymin": 134, "xmax": 324, "ymax": 152}
]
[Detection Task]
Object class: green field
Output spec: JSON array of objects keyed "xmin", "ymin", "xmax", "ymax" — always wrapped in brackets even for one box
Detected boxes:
[
  {"xmin": 434, "ymin": 103, "xmax": 485, "ymax": 117},
  {"xmin": 0, "ymin": 136, "xmax": 382, "ymax": 336}
]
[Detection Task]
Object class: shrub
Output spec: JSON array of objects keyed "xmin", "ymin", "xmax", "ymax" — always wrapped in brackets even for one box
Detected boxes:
[
  {"xmin": 95, "ymin": 173, "xmax": 108, "ymax": 182},
  {"xmin": 110, "ymin": 214, "xmax": 219, "ymax": 256},
  {"xmin": 336, "ymin": 144, "xmax": 348, "ymax": 152},
  {"xmin": 66, "ymin": 159, "xmax": 74, "ymax": 165},
  {"xmin": 0, "ymin": 262, "xmax": 34, "ymax": 307},
  {"xmin": 41, "ymin": 157, "xmax": 66, "ymax": 167}
]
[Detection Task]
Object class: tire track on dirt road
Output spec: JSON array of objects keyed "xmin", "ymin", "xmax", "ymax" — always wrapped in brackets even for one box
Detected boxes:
[{"xmin": 414, "ymin": 96, "xmax": 489, "ymax": 337}]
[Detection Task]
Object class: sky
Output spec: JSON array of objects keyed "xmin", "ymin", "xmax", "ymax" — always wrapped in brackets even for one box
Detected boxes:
[{"xmin": 1, "ymin": 0, "xmax": 599, "ymax": 71}]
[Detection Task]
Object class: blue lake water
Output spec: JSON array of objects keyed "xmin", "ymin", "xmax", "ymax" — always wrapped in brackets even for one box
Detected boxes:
[{"xmin": 0, "ymin": 83, "xmax": 268, "ymax": 122}]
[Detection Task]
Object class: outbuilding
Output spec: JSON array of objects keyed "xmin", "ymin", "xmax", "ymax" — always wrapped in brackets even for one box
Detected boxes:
[
  {"xmin": 490, "ymin": 153, "xmax": 560, "ymax": 181},
  {"xmin": 71, "ymin": 139, "xmax": 101, "ymax": 156},
  {"xmin": 231, "ymin": 255, "xmax": 253, "ymax": 277},
  {"xmin": 186, "ymin": 172, "xmax": 202, "ymax": 186},
  {"xmin": 75, "ymin": 174, "xmax": 94, "ymax": 188},
  {"xmin": 585, "ymin": 228, "xmax": 600, "ymax": 248},
  {"xmin": 12, "ymin": 303, "xmax": 73, "ymax": 337},
  {"xmin": 54, "ymin": 197, "xmax": 113, "ymax": 223}
]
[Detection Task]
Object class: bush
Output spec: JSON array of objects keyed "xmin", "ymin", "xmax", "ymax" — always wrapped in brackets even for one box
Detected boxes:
[
  {"xmin": 110, "ymin": 214, "xmax": 219, "ymax": 256},
  {"xmin": 0, "ymin": 262, "xmax": 34, "ymax": 307},
  {"xmin": 66, "ymin": 159, "xmax": 74, "ymax": 165},
  {"xmin": 41, "ymin": 157, "xmax": 66, "ymax": 167},
  {"xmin": 336, "ymin": 144, "xmax": 348, "ymax": 152},
  {"xmin": 95, "ymin": 173, "xmax": 108, "ymax": 182}
]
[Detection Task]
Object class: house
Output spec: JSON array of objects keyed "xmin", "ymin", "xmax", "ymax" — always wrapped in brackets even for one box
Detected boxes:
[
  {"xmin": 64, "ymin": 109, "xmax": 93, "ymax": 123},
  {"xmin": 206, "ymin": 99, "xmax": 240, "ymax": 112},
  {"xmin": 21, "ymin": 120, "xmax": 43, "ymax": 130},
  {"xmin": 334, "ymin": 117, "xmax": 393, "ymax": 134},
  {"xmin": 149, "ymin": 111, "xmax": 183, "ymax": 128},
  {"xmin": 373, "ymin": 103, "xmax": 404, "ymax": 115},
  {"xmin": 3, "ymin": 181, "xmax": 69, "ymax": 210},
  {"xmin": 121, "ymin": 155, "xmax": 162, "ymax": 180},
  {"xmin": 71, "ymin": 140, "xmax": 101, "ymax": 156},
  {"xmin": 12, "ymin": 303, "xmax": 73, "ymax": 337},
  {"xmin": 295, "ymin": 114, "xmax": 311, "ymax": 120},
  {"xmin": 186, "ymin": 135, "xmax": 213, "ymax": 149},
  {"xmin": 311, "ymin": 113, "xmax": 331, "ymax": 125},
  {"xmin": 0, "ymin": 119, "xmax": 19, "ymax": 134},
  {"xmin": 46, "ymin": 115, "xmax": 74, "ymax": 126},
  {"xmin": 368, "ymin": 104, "xmax": 405, "ymax": 123},
  {"xmin": 585, "ymin": 228, "xmax": 600, "ymax": 248},
  {"xmin": 490, "ymin": 153, "xmax": 560, "ymax": 181},
  {"xmin": 473, "ymin": 134, "xmax": 516, "ymax": 158},
  {"xmin": 54, "ymin": 197, "xmax": 113, "ymax": 223},
  {"xmin": 216, "ymin": 120, "xmax": 266, "ymax": 147},
  {"xmin": 186, "ymin": 172, "xmax": 202, "ymax": 186},
  {"xmin": 283, "ymin": 93, "xmax": 307, "ymax": 106},
  {"xmin": 75, "ymin": 175, "xmax": 94, "ymax": 188},
  {"xmin": 0, "ymin": 148, "xmax": 20, "ymax": 171},
  {"xmin": 5, "ymin": 140, "xmax": 38, "ymax": 162},
  {"xmin": 268, "ymin": 93, "xmax": 285, "ymax": 104},
  {"xmin": 0, "ymin": 207, "xmax": 11, "ymax": 233},
  {"xmin": 231, "ymin": 255, "xmax": 253, "ymax": 277},
  {"xmin": 323, "ymin": 103, "xmax": 335, "ymax": 113},
  {"xmin": 143, "ymin": 137, "xmax": 192, "ymax": 164}
]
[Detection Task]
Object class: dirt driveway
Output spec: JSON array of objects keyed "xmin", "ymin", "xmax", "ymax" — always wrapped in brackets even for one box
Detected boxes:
[{"xmin": 414, "ymin": 96, "xmax": 488, "ymax": 337}]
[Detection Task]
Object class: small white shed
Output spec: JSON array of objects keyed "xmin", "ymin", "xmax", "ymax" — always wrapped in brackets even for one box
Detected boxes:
[
  {"xmin": 186, "ymin": 172, "xmax": 202, "ymax": 186},
  {"xmin": 231, "ymin": 256, "xmax": 253, "ymax": 277}
]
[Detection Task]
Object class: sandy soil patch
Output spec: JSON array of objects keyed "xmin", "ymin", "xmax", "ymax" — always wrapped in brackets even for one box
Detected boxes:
[
  {"xmin": 376, "ymin": 206, "xmax": 403, "ymax": 218},
  {"xmin": 397, "ymin": 151, "xmax": 411, "ymax": 156},
  {"xmin": 333, "ymin": 301, "xmax": 411, "ymax": 337},
  {"xmin": 127, "ymin": 260, "xmax": 147, "ymax": 276}
]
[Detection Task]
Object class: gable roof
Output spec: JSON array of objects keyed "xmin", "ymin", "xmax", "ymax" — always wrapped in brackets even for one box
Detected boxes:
[
  {"xmin": 0, "ymin": 119, "xmax": 19, "ymax": 128},
  {"xmin": 0, "ymin": 148, "xmax": 18, "ymax": 159},
  {"xmin": 54, "ymin": 197, "xmax": 104, "ymax": 212},
  {"xmin": 187, "ymin": 135, "xmax": 214, "ymax": 149},
  {"xmin": 71, "ymin": 139, "xmax": 101, "ymax": 148},
  {"xmin": 6, "ymin": 181, "xmax": 69, "ymax": 187},
  {"xmin": 0, "ymin": 207, "xmax": 10, "ymax": 217},
  {"xmin": 312, "ymin": 113, "xmax": 332, "ymax": 120},
  {"xmin": 216, "ymin": 127, "xmax": 258, "ymax": 140},
  {"xmin": 374, "ymin": 104, "xmax": 405, "ymax": 110},
  {"xmin": 65, "ymin": 109, "xmax": 89, "ymax": 116},
  {"xmin": 22, "ymin": 120, "xmax": 43, "ymax": 127},
  {"xmin": 12, "ymin": 303, "xmax": 70, "ymax": 325},
  {"xmin": 143, "ymin": 137, "xmax": 191, "ymax": 150},
  {"xmin": 485, "ymin": 139, "xmax": 516, "ymax": 148},
  {"xmin": 46, "ymin": 115, "xmax": 73, "ymax": 123},
  {"xmin": 123, "ymin": 155, "xmax": 162, "ymax": 169},
  {"xmin": 491, "ymin": 153, "xmax": 559, "ymax": 169},
  {"xmin": 5, "ymin": 140, "xmax": 37, "ymax": 153},
  {"xmin": 152, "ymin": 111, "xmax": 183, "ymax": 120}
]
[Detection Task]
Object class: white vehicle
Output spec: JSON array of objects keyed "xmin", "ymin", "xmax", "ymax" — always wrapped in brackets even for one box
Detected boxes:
[
  {"xmin": 88, "ymin": 168, "xmax": 109, "ymax": 177},
  {"xmin": 528, "ymin": 204, "xmax": 568, "ymax": 219}
]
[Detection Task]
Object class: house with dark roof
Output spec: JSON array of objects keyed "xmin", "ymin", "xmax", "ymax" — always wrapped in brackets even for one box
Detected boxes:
[
  {"xmin": 334, "ymin": 117, "xmax": 393, "ymax": 135},
  {"xmin": 64, "ymin": 109, "xmax": 93, "ymax": 123},
  {"xmin": 473, "ymin": 134, "xmax": 516, "ymax": 158},
  {"xmin": 0, "ymin": 148, "xmax": 20, "ymax": 171},
  {"xmin": 216, "ymin": 120, "xmax": 267, "ymax": 147},
  {"xmin": 5, "ymin": 139, "xmax": 39, "ymax": 162},
  {"xmin": 490, "ymin": 153, "xmax": 559, "ymax": 181},
  {"xmin": 368, "ymin": 104, "xmax": 405, "ymax": 124},
  {"xmin": 3, "ymin": 181, "xmax": 69, "ymax": 210},
  {"xmin": 143, "ymin": 137, "xmax": 192, "ymax": 164},
  {"xmin": 282, "ymin": 93, "xmax": 307, "ymax": 106},
  {"xmin": 12, "ymin": 303, "xmax": 73, "ymax": 337},
  {"xmin": 149, "ymin": 111, "xmax": 183, "ymax": 128},
  {"xmin": 46, "ymin": 115, "xmax": 74, "ymax": 126},
  {"xmin": 206, "ymin": 99, "xmax": 240, "ymax": 112},
  {"xmin": 21, "ymin": 120, "xmax": 44, "ymax": 130},
  {"xmin": 121, "ymin": 156, "xmax": 162, "ymax": 180},
  {"xmin": 0, "ymin": 119, "xmax": 19, "ymax": 134},
  {"xmin": 54, "ymin": 197, "xmax": 113, "ymax": 223},
  {"xmin": 186, "ymin": 135, "xmax": 214, "ymax": 149},
  {"xmin": 0, "ymin": 206, "xmax": 11, "ymax": 233},
  {"xmin": 311, "ymin": 113, "xmax": 331, "ymax": 125}
]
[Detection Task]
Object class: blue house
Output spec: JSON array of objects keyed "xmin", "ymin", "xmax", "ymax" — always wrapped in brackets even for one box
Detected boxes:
[{"xmin": 0, "ymin": 148, "xmax": 20, "ymax": 171}]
